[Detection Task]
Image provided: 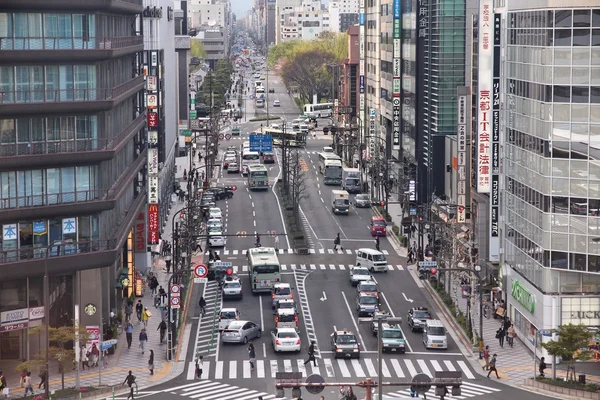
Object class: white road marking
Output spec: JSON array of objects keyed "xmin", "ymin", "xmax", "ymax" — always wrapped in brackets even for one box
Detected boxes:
[
  {"xmin": 284, "ymin": 359, "xmax": 293, "ymax": 373},
  {"xmin": 381, "ymin": 359, "xmax": 392, "ymax": 377},
  {"xmin": 417, "ymin": 359, "xmax": 432, "ymax": 377},
  {"xmin": 229, "ymin": 361, "xmax": 237, "ymax": 379},
  {"xmin": 364, "ymin": 358, "xmax": 377, "ymax": 376},
  {"xmin": 257, "ymin": 360, "xmax": 265, "ymax": 378},
  {"xmin": 243, "ymin": 359, "xmax": 251, "ymax": 378},
  {"xmin": 337, "ymin": 359, "xmax": 351, "ymax": 377},
  {"xmin": 390, "ymin": 359, "xmax": 405, "ymax": 377},
  {"xmin": 323, "ymin": 358, "xmax": 335, "ymax": 377},
  {"xmin": 430, "ymin": 360, "xmax": 443, "ymax": 372},
  {"xmin": 270, "ymin": 360, "xmax": 278, "ymax": 378},
  {"xmin": 443, "ymin": 360, "xmax": 456, "ymax": 371},
  {"xmin": 215, "ymin": 361, "xmax": 224, "ymax": 379},
  {"xmin": 457, "ymin": 360, "xmax": 476, "ymax": 379},
  {"xmin": 297, "ymin": 359, "xmax": 307, "ymax": 377},
  {"xmin": 404, "ymin": 359, "xmax": 418, "ymax": 377},
  {"xmin": 351, "ymin": 359, "xmax": 366, "ymax": 377}
]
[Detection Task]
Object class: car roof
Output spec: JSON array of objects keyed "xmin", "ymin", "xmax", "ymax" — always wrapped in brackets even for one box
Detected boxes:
[
  {"xmin": 277, "ymin": 308, "xmax": 295, "ymax": 315},
  {"xmin": 220, "ymin": 308, "xmax": 238, "ymax": 313},
  {"xmin": 353, "ymin": 266, "xmax": 370, "ymax": 271},
  {"xmin": 274, "ymin": 282, "xmax": 291, "ymax": 288},
  {"xmin": 358, "ymin": 248, "xmax": 384, "ymax": 255},
  {"xmin": 358, "ymin": 292, "xmax": 378, "ymax": 298},
  {"xmin": 209, "ymin": 208, "xmax": 221, "ymax": 212},
  {"xmin": 381, "ymin": 323, "xmax": 401, "ymax": 330},
  {"xmin": 426, "ymin": 319, "xmax": 444, "ymax": 327},
  {"xmin": 276, "ymin": 328, "xmax": 297, "ymax": 334},
  {"xmin": 359, "ymin": 280, "xmax": 377, "ymax": 286},
  {"xmin": 278, "ymin": 299, "xmax": 295, "ymax": 304},
  {"xmin": 334, "ymin": 330, "xmax": 355, "ymax": 335}
]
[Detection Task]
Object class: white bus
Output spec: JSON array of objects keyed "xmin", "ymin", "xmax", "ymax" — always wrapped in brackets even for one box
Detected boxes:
[
  {"xmin": 247, "ymin": 164, "xmax": 269, "ymax": 190},
  {"xmin": 318, "ymin": 152, "xmax": 343, "ymax": 185},
  {"xmin": 247, "ymin": 247, "xmax": 281, "ymax": 294},
  {"xmin": 242, "ymin": 151, "xmax": 260, "ymax": 175},
  {"xmin": 303, "ymin": 102, "xmax": 333, "ymax": 118}
]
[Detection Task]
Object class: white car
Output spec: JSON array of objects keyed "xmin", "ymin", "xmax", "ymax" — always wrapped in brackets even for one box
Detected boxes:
[
  {"xmin": 273, "ymin": 100, "xmax": 280, "ymax": 107},
  {"xmin": 271, "ymin": 328, "xmax": 301, "ymax": 352},
  {"xmin": 228, "ymin": 162, "xmax": 240, "ymax": 173},
  {"xmin": 206, "ymin": 219, "xmax": 222, "ymax": 229},
  {"xmin": 218, "ymin": 308, "xmax": 240, "ymax": 330},
  {"xmin": 222, "ymin": 278, "xmax": 243, "ymax": 299},
  {"xmin": 208, "ymin": 208, "xmax": 222, "ymax": 220},
  {"xmin": 208, "ymin": 226, "xmax": 225, "ymax": 247},
  {"xmin": 349, "ymin": 267, "xmax": 372, "ymax": 286}
]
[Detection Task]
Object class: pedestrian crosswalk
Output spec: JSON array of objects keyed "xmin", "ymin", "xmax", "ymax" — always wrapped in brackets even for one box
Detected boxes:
[
  {"xmin": 162, "ymin": 380, "xmax": 284, "ymax": 400},
  {"xmin": 204, "ymin": 248, "xmax": 391, "ymax": 256},
  {"xmin": 375, "ymin": 381, "xmax": 501, "ymax": 399},
  {"xmin": 207, "ymin": 263, "xmax": 404, "ymax": 273},
  {"xmin": 194, "ymin": 281, "xmax": 219, "ymax": 355},
  {"xmin": 186, "ymin": 357, "xmax": 476, "ymax": 381}
]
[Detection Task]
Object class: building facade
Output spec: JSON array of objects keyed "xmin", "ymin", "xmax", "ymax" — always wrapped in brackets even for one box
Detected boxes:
[
  {"xmin": 275, "ymin": 0, "xmax": 327, "ymax": 43},
  {"xmin": 0, "ymin": 0, "xmax": 146, "ymax": 360},
  {"xmin": 499, "ymin": 1, "xmax": 600, "ymax": 351},
  {"xmin": 328, "ymin": 0, "xmax": 359, "ymax": 33},
  {"xmin": 189, "ymin": 0, "xmax": 233, "ymax": 65}
]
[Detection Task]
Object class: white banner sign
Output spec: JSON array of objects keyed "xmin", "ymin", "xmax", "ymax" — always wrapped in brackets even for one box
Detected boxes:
[
  {"xmin": 62, "ymin": 218, "xmax": 77, "ymax": 234},
  {"xmin": 476, "ymin": 0, "xmax": 493, "ymax": 193},
  {"xmin": 148, "ymin": 148, "xmax": 159, "ymax": 175}
]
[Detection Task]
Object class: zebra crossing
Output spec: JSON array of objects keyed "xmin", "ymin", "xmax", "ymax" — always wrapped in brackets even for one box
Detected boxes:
[
  {"xmin": 207, "ymin": 263, "xmax": 404, "ymax": 273},
  {"xmin": 376, "ymin": 381, "xmax": 501, "ymax": 399},
  {"xmin": 204, "ymin": 248, "xmax": 391, "ymax": 256},
  {"xmin": 161, "ymin": 380, "xmax": 284, "ymax": 400},
  {"xmin": 186, "ymin": 357, "xmax": 476, "ymax": 381}
]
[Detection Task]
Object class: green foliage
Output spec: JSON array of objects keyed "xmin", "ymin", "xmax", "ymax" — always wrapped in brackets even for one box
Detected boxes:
[
  {"xmin": 432, "ymin": 281, "xmax": 473, "ymax": 340},
  {"xmin": 190, "ymin": 39, "xmax": 207, "ymax": 59},
  {"xmin": 197, "ymin": 60, "xmax": 233, "ymax": 109},
  {"xmin": 542, "ymin": 324, "xmax": 594, "ymax": 381}
]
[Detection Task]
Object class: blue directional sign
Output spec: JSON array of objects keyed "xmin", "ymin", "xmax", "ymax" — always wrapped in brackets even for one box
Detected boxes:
[
  {"xmin": 214, "ymin": 261, "xmax": 233, "ymax": 268},
  {"xmin": 418, "ymin": 261, "xmax": 438, "ymax": 268},
  {"xmin": 249, "ymin": 133, "xmax": 273, "ymax": 153}
]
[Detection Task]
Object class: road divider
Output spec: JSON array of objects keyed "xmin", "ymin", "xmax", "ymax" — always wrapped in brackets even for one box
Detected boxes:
[{"xmin": 341, "ymin": 291, "xmax": 368, "ymax": 352}]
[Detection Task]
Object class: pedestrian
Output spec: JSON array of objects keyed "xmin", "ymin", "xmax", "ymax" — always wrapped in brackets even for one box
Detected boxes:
[
  {"xmin": 407, "ymin": 247, "xmax": 414, "ymax": 264},
  {"xmin": 487, "ymin": 354, "xmax": 500, "ymax": 378},
  {"xmin": 38, "ymin": 367, "xmax": 47, "ymax": 390},
  {"xmin": 333, "ymin": 233, "xmax": 343, "ymax": 251},
  {"xmin": 122, "ymin": 371, "xmax": 137, "ymax": 400},
  {"xmin": 19, "ymin": 370, "xmax": 26, "ymax": 388},
  {"xmin": 248, "ymin": 342, "xmax": 256, "ymax": 371},
  {"xmin": 23, "ymin": 371, "xmax": 34, "ymax": 397},
  {"xmin": 125, "ymin": 302, "xmax": 133, "ymax": 322},
  {"xmin": 136, "ymin": 300, "xmax": 143, "ymax": 322},
  {"xmin": 125, "ymin": 321, "xmax": 134, "ymax": 348},
  {"xmin": 274, "ymin": 235, "xmax": 279, "ymax": 251},
  {"xmin": 304, "ymin": 341, "xmax": 317, "ymax": 366},
  {"xmin": 507, "ymin": 323, "xmax": 516, "ymax": 347},
  {"xmin": 496, "ymin": 326, "xmax": 505, "ymax": 347},
  {"xmin": 195, "ymin": 356, "xmax": 204, "ymax": 379},
  {"xmin": 165, "ymin": 257, "xmax": 172, "ymax": 273},
  {"xmin": 482, "ymin": 345, "xmax": 490, "ymax": 370},
  {"xmin": 255, "ymin": 233, "xmax": 261, "ymax": 247},
  {"xmin": 158, "ymin": 320, "xmax": 167, "ymax": 344},
  {"xmin": 142, "ymin": 307, "xmax": 151, "ymax": 328},
  {"xmin": 103, "ymin": 349, "xmax": 109, "ymax": 369},
  {"xmin": 199, "ymin": 296, "xmax": 207, "ymax": 316},
  {"xmin": 148, "ymin": 350, "xmax": 154, "ymax": 375},
  {"xmin": 375, "ymin": 236, "xmax": 380, "ymax": 251},
  {"xmin": 91, "ymin": 343, "xmax": 99, "ymax": 367},
  {"xmin": 539, "ymin": 357, "xmax": 547, "ymax": 378},
  {"xmin": 0, "ymin": 370, "xmax": 7, "ymax": 399},
  {"xmin": 504, "ymin": 317, "xmax": 512, "ymax": 340},
  {"xmin": 139, "ymin": 328, "xmax": 148, "ymax": 354},
  {"xmin": 81, "ymin": 345, "xmax": 90, "ymax": 369},
  {"xmin": 149, "ymin": 275, "xmax": 159, "ymax": 295}
]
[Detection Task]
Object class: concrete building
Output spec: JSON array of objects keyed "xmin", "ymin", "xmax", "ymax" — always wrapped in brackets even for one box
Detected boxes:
[
  {"xmin": 0, "ymin": 1, "xmax": 146, "ymax": 360},
  {"xmin": 328, "ymin": 0, "xmax": 358, "ymax": 33},
  {"xmin": 340, "ymin": 25, "xmax": 360, "ymax": 113},
  {"xmin": 497, "ymin": 1, "xmax": 600, "ymax": 351},
  {"xmin": 189, "ymin": 0, "xmax": 232, "ymax": 66},
  {"xmin": 275, "ymin": 0, "xmax": 327, "ymax": 43}
]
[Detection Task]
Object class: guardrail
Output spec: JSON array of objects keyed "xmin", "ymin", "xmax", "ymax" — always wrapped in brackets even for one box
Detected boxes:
[{"xmin": 207, "ymin": 284, "xmax": 222, "ymax": 355}]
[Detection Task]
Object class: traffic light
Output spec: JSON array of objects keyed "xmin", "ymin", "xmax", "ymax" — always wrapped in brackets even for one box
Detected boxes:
[
  {"xmin": 429, "ymin": 268, "xmax": 438, "ymax": 283},
  {"xmin": 226, "ymin": 268, "xmax": 233, "ymax": 276}
]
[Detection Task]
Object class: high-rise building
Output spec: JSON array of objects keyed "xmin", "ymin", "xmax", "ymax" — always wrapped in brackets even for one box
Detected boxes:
[
  {"xmin": 0, "ymin": 1, "xmax": 146, "ymax": 359},
  {"xmin": 189, "ymin": 0, "xmax": 233, "ymax": 67},
  {"xmin": 498, "ymin": 1, "xmax": 600, "ymax": 347},
  {"xmin": 328, "ymin": 0, "xmax": 359, "ymax": 33},
  {"xmin": 275, "ymin": 0, "xmax": 327, "ymax": 43}
]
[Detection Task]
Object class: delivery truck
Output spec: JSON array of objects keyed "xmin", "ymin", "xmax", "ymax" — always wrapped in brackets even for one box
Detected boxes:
[
  {"xmin": 332, "ymin": 190, "xmax": 350, "ymax": 215},
  {"xmin": 342, "ymin": 167, "xmax": 361, "ymax": 193}
]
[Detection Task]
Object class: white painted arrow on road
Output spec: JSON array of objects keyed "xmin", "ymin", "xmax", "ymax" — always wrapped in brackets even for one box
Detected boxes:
[
  {"xmin": 320, "ymin": 291, "xmax": 327, "ymax": 302},
  {"xmin": 403, "ymin": 293, "xmax": 414, "ymax": 303}
]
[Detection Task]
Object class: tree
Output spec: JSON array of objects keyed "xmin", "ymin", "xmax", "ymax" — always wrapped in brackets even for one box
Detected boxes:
[
  {"xmin": 288, "ymin": 149, "xmax": 310, "ymax": 227},
  {"xmin": 190, "ymin": 39, "xmax": 207, "ymax": 59},
  {"xmin": 542, "ymin": 324, "xmax": 594, "ymax": 381},
  {"xmin": 17, "ymin": 324, "xmax": 90, "ymax": 390}
]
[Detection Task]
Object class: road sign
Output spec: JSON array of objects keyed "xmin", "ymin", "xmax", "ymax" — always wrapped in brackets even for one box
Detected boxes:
[
  {"xmin": 170, "ymin": 284, "xmax": 181, "ymax": 296},
  {"xmin": 213, "ymin": 261, "xmax": 233, "ymax": 268},
  {"xmin": 181, "ymin": 129, "xmax": 192, "ymax": 137},
  {"xmin": 225, "ymin": 134, "xmax": 231, "ymax": 140},
  {"xmin": 305, "ymin": 374, "xmax": 325, "ymax": 395},
  {"xmin": 411, "ymin": 373, "xmax": 432, "ymax": 394},
  {"xmin": 218, "ymin": 133, "xmax": 224, "ymax": 140},
  {"xmin": 249, "ymin": 133, "xmax": 273, "ymax": 152},
  {"xmin": 190, "ymin": 110, "xmax": 197, "ymax": 119},
  {"xmin": 418, "ymin": 261, "xmax": 438, "ymax": 268},
  {"xmin": 194, "ymin": 277, "xmax": 208, "ymax": 284},
  {"xmin": 171, "ymin": 297, "xmax": 181, "ymax": 309},
  {"xmin": 190, "ymin": 119, "xmax": 201, "ymax": 130},
  {"xmin": 194, "ymin": 264, "xmax": 208, "ymax": 278}
]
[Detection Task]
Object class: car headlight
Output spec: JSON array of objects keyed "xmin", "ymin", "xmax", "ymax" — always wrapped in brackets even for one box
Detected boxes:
[{"xmin": 336, "ymin": 349, "xmax": 342, "ymax": 352}]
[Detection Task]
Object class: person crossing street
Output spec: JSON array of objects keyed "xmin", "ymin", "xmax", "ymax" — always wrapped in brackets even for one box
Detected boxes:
[
  {"xmin": 333, "ymin": 233, "xmax": 343, "ymax": 251},
  {"xmin": 487, "ymin": 354, "xmax": 500, "ymax": 379},
  {"xmin": 375, "ymin": 236, "xmax": 380, "ymax": 251},
  {"xmin": 303, "ymin": 341, "xmax": 317, "ymax": 367}
]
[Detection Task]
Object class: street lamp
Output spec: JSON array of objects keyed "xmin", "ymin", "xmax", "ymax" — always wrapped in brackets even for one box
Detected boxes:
[{"xmin": 474, "ymin": 264, "xmax": 483, "ymax": 359}]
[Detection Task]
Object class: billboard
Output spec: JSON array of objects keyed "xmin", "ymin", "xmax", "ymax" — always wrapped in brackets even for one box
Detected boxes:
[
  {"xmin": 476, "ymin": 0, "xmax": 493, "ymax": 193},
  {"xmin": 489, "ymin": 12, "xmax": 502, "ymax": 262}
]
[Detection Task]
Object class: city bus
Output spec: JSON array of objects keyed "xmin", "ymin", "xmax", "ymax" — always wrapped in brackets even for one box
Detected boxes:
[
  {"xmin": 247, "ymin": 247, "xmax": 281, "ymax": 294},
  {"xmin": 247, "ymin": 164, "xmax": 269, "ymax": 190},
  {"xmin": 303, "ymin": 102, "xmax": 333, "ymax": 118},
  {"xmin": 263, "ymin": 128, "xmax": 306, "ymax": 148},
  {"xmin": 318, "ymin": 152, "xmax": 343, "ymax": 185},
  {"xmin": 242, "ymin": 151, "xmax": 260, "ymax": 175}
]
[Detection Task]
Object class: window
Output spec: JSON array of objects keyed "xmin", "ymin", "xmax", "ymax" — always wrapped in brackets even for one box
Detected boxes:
[{"xmin": 572, "ymin": 86, "xmax": 590, "ymax": 103}]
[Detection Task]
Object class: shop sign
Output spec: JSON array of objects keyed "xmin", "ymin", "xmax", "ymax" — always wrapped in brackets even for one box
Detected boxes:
[
  {"xmin": 62, "ymin": 217, "xmax": 77, "ymax": 234},
  {"xmin": 148, "ymin": 204, "xmax": 159, "ymax": 231},
  {"xmin": 85, "ymin": 325, "xmax": 100, "ymax": 352},
  {"xmin": 148, "ymin": 130, "xmax": 159, "ymax": 148},
  {"xmin": 148, "ymin": 148, "xmax": 159, "ymax": 175},
  {"xmin": 147, "ymin": 94, "xmax": 158, "ymax": 109},
  {"xmin": 562, "ymin": 297, "xmax": 600, "ymax": 326},
  {"xmin": 33, "ymin": 221, "xmax": 46, "ymax": 235},
  {"xmin": 84, "ymin": 304, "xmax": 97, "ymax": 316},
  {"xmin": 0, "ymin": 322, "xmax": 28, "ymax": 332},
  {"xmin": 1, "ymin": 308, "xmax": 29, "ymax": 325},
  {"xmin": 147, "ymin": 112, "xmax": 158, "ymax": 128},
  {"xmin": 135, "ymin": 212, "xmax": 146, "ymax": 252},
  {"xmin": 147, "ymin": 76, "xmax": 157, "ymax": 91},
  {"xmin": 148, "ymin": 175, "xmax": 159, "ymax": 203},
  {"xmin": 476, "ymin": 0, "xmax": 493, "ymax": 193},
  {"xmin": 512, "ymin": 280, "xmax": 535, "ymax": 314},
  {"xmin": 3, "ymin": 224, "xmax": 17, "ymax": 241},
  {"xmin": 29, "ymin": 306, "xmax": 44, "ymax": 320}
]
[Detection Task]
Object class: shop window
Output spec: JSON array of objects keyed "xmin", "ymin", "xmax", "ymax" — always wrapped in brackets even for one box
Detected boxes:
[
  {"xmin": 551, "ymin": 250, "xmax": 568, "ymax": 269},
  {"xmin": 19, "ymin": 222, "xmax": 33, "ymax": 249},
  {"xmin": 48, "ymin": 218, "xmax": 61, "ymax": 242},
  {"xmin": 28, "ymin": 276, "xmax": 43, "ymax": 307},
  {"xmin": 0, "ymin": 279, "xmax": 27, "ymax": 312}
]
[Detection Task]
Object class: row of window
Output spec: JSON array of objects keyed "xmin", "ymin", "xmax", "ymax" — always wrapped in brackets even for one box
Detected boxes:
[
  {"xmin": 508, "ymin": 78, "xmax": 600, "ymax": 104},
  {"xmin": 508, "ymin": 28, "xmax": 600, "ymax": 47},
  {"xmin": 507, "ymin": 128, "xmax": 600, "ymax": 159},
  {"xmin": 0, "ymin": 167, "xmax": 98, "ymax": 209},
  {"xmin": 0, "ymin": 116, "xmax": 98, "ymax": 144},
  {"xmin": 508, "ymin": 9, "xmax": 600, "ymax": 29}
]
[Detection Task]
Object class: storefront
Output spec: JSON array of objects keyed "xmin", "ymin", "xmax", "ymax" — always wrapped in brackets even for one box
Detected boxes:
[{"xmin": 0, "ymin": 306, "xmax": 46, "ymax": 360}]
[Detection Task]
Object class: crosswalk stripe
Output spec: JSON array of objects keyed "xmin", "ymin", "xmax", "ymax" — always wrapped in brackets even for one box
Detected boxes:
[
  {"xmin": 291, "ymin": 264, "xmax": 297, "ymax": 270},
  {"xmin": 281, "ymin": 264, "xmax": 287, "ymax": 270},
  {"xmin": 417, "ymin": 359, "xmax": 432, "ymax": 377},
  {"xmin": 310, "ymin": 264, "xmax": 316, "ymax": 270},
  {"xmin": 457, "ymin": 360, "xmax": 476, "ymax": 379},
  {"xmin": 328, "ymin": 249, "xmax": 334, "ymax": 254},
  {"xmin": 462, "ymin": 381, "xmax": 502, "ymax": 392},
  {"xmin": 329, "ymin": 264, "xmax": 335, "ymax": 270},
  {"xmin": 257, "ymin": 360, "xmax": 265, "ymax": 378},
  {"xmin": 243, "ymin": 360, "xmax": 251, "ymax": 378},
  {"xmin": 430, "ymin": 360, "xmax": 443, "ymax": 372},
  {"xmin": 337, "ymin": 359, "xmax": 351, "ymax": 377},
  {"xmin": 391, "ymin": 359, "xmax": 405, "ymax": 377},
  {"xmin": 323, "ymin": 358, "xmax": 335, "ymax": 377},
  {"xmin": 319, "ymin": 249, "xmax": 325, "ymax": 254},
  {"xmin": 444, "ymin": 360, "xmax": 456, "ymax": 371},
  {"xmin": 397, "ymin": 265, "xmax": 403, "ymax": 270},
  {"xmin": 351, "ymin": 359, "xmax": 366, "ymax": 377},
  {"xmin": 381, "ymin": 359, "xmax": 392, "ymax": 378},
  {"xmin": 284, "ymin": 359, "xmax": 293, "ymax": 373},
  {"xmin": 278, "ymin": 249, "xmax": 284, "ymax": 254},
  {"xmin": 346, "ymin": 249, "xmax": 353, "ymax": 254},
  {"xmin": 229, "ymin": 361, "xmax": 237, "ymax": 379},
  {"xmin": 203, "ymin": 360, "xmax": 210, "ymax": 380},
  {"xmin": 297, "ymin": 359, "xmax": 307, "ymax": 377},
  {"xmin": 309, "ymin": 249, "xmax": 315, "ymax": 254},
  {"xmin": 270, "ymin": 360, "xmax": 278, "ymax": 378},
  {"xmin": 339, "ymin": 264, "xmax": 345, "ymax": 270},
  {"xmin": 242, "ymin": 250, "xmax": 247, "ymax": 254},
  {"xmin": 319, "ymin": 264, "xmax": 326, "ymax": 270},
  {"xmin": 233, "ymin": 266, "xmax": 239, "ymax": 273},
  {"xmin": 337, "ymin": 250, "xmax": 344, "ymax": 254},
  {"xmin": 387, "ymin": 265, "xmax": 394, "ymax": 270},
  {"xmin": 288, "ymin": 249, "xmax": 294, "ymax": 254},
  {"xmin": 215, "ymin": 361, "xmax": 224, "ymax": 379},
  {"xmin": 300, "ymin": 264, "xmax": 306, "ymax": 269},
  {"xmin": 382, "ymin": 250, "xmax": 389, "ymax": 255},
  {"xmin": 242, "ymin": 265, "xmax": 248, "ymax": 272},
  {"xmin": 233, "ymin": 250, "xmax": 238, "ymax": 255},
  {"xmin": 364, "ymin": 358, "xmax": 377, "ymax": 376},
  {"xmin": 310, "ymin": 361, "xmax": 320, "ymax": 376},
  {"xmin": 404, "ymin": 359, "xmax": 418, "ymax": 377},
  {"xmin": 184, "ymin": 380, "xmax": 220, "ymax": 393}
]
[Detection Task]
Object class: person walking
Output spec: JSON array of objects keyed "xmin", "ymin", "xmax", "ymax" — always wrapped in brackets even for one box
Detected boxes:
[
  {"xmin": 496, "ymin": 326, "xmax": 505, "ymax": 347},
  {"xmin": 139, "ymin": 328, "xmax": 148, "ymax": 354},
  {"xmin": 487, "ymin": 354, "xmax": 500, "ymax": 378},
  {"xmin": 0, "ymin": 370, "xmax": 7, "ymax": 399},
  {"xmin": 274, "ymin": 235, "xmax": 279, "ymax": 252},
  {"xmin": 407, "ymin": 247, "xmax": 414, "ymax": 264},
  {"xmin": 333, "ymin": 233, "xmax": 343, "ymax": 251},
  {"xmin": 148, "ymin": 350, "xmax": 154, "ymax": 375},
  {"xmin": 149, "ymin": 276, "xmax": 159, "ymax": 295},
  {"xmin": 79, "ymin": 345, "xmax": 89, "ymax": 370},
  {"xmin": 375, "ymin": 236, "xmax": 380, "ymax": 251},
  {"xmin": 503, "ymin": 317, "xmax": 512, "ymax": 343},
  {"xmin": 136, "ymin": 300, "xmax": 143, "ymax": 322},
  {"xmin": 122, "ymin": 371, "xmax": 137, "ymax": 400},
  {"xmin": 248, "ymin": 342, "xmax": 256, "ymax": 371},
  {"xmin": 507, "ymin": 323, "xmax": 516, "ymax": 348},
  {"xmin": 23, "ymin": 371, "xmax": 34, "ymax": 397},
  {"xmin": 125, "ymin": 302, "xmax": 133, "ymax": 322},
  {"xmin": 125, "ymin": 321, "xmax": 134, "ymax": 349},
  {"xmin": 142, "ymin": 307, "xmax": 150, "ymax": 328},
  {"xmin": 102, "ymin": 349, "xmax": 109, "ymax": 369},
  {"xmin": 157, "ymin": 320, "xmax": 167, "ymax": 344},
  {"xmin": 38, "ymin": 367, "xmax": 47, "ymax": 389},
  {"xmin": 90, "ymin": 343, "xmax": 99, "ymax": 367},
  {"xmin": 195, "ymin": 356, "xmax": 203, "ymax": 379},
  {"xmin": 482, "ymin": 345, "xmax": 490, "ymax": 370},
  {"xmin": 199, "ymin": 296, "xmax": 207, "ymax": 316},
  {"xmin": 539, "ymin": 357, "xmax": 547, "ymax": 378},
  {"xmin": 304, "ymin": 341, "xmax": 317, "ymax": 367},
  {"xmin": 255, "ymin": 233, "xmax": 261, "ymax": 247}
]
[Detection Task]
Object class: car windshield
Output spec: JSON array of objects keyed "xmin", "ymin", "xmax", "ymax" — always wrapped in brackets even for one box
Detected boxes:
[
  {"xmin": 278, "ymin": 302, "xmax": 294, "ymax": 310},
  {"xmin": 220, "ymin": 311, "xmax": 237, "ymax": 319},
  {"xmin": 337, "ymin": 334, "xmax": 357, "ymax": 344},
  {"xmin": 372, "ymin": 254, "xmax": 386, "ymax": 261},
  {"xmin": 356, "ymin": 194, "xmax": 368, "ymax": 201},
  {"xmin": 354, "ymin": 268, "xmax": 369, "ymax": 275},
  {"xmin": 360, "ymin": 283, "xmax": 378, "ymax": 291},
  {"xmin": 382, "ymin": 330, "xmax": 403, "ymax": 339},
  {"xmin": 414, "ymin": 311, "xmax": 431, "ymax": 319},
  {"xmin": 373, "ymin": 221, "xmax": 386, "ymax": 227},
  {"xmin": 225, "ymin": 281, "xmax": 241, "ymax": 288},
  {"xmin": 278, "ymin": 314, "xmax": 295, "ymax": 322},
  {"xmin": 275, "ymin": 287, "xmax": 291, "ymax": 296},
  {"xmin": 360, "ymin": 296, "xmax": 378, "ymax": 305},
  {"xmin": 428, "ymin": 326, "xmax": 446, "ymax": 335},
  {"xmin": 277, "ymin": 331, "xmax": 298, "ymax": 339},
  {"xmin": 208, "ymin": 226, "xmax": 221, "ymax": 233}
]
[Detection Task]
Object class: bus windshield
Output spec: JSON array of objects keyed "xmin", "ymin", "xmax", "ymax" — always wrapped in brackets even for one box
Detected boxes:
[{"xmin": 325, "ymin": 163, "xmax": 342, "ymax": 179}]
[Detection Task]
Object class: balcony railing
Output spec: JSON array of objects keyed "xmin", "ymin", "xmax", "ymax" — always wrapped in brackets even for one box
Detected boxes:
[
  {"xmin": 0, "ymin": 36, "xmax": 143, "ymax": 51},
  {"xmin": 0, "ymin": 75, "xmax": 144, "ymax": 104},
  {"xmin": 0, "ymin": 189, "xmax": 115, "ymax": 210},
  {"xmin": 0, "ymin": 238, "xmax": 118, "ymax": 264}
]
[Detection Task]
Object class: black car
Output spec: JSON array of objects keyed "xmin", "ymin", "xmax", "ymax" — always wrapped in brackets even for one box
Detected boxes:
[{"xmin": 205, "ymin": 186, "xmax": 236, "ymax": 200}]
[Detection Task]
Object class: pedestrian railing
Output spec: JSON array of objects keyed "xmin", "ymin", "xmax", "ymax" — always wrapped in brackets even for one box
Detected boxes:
[{"xmin": 207, "ymin": 285, "xmax": 222, "ymax": 355}]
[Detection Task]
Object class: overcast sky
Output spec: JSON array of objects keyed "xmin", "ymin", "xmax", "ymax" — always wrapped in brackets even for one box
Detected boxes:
[{"xmin": 230, "ymin": 0, "xmax": 251, "ymax": 19}]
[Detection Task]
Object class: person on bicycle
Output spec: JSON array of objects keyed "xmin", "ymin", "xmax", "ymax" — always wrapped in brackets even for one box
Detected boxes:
[
  {"xmin": 255, "ymin": 233, "xmax": 261, "ymax": 247},
  {"xmin": 375, "ymin": 236, "xmax": 380, "ymax": 251},
  {"xmin": 199, "ymin": 297, "xmax": 207, "ymax": 316}
]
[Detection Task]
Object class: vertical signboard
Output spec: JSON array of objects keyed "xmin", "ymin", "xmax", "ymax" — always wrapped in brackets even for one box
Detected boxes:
[
  {"xmin": 392, "ymin": 0, "xmax": 401, "ymax": 151},
  {"xmin": 146, "ymin": 51, "xmax": 160, "ymax": 246},
  {"xmin": 359, "ymin": 0, "xmax": 366, "ymax": 143},
  {"xmin": 489, "ymin": 12, "xmax": 501, "ymax": 262},
  {"xmin": 369, "ymin": 109, "xmax": 376, "ymax": 158},
  {"xmin": 457, "ymin": 89, "xmax": 468, "ymax": 224},
  {"xmin": 477, "ymin": 0, "xmax": 493, "ymax": 193}
]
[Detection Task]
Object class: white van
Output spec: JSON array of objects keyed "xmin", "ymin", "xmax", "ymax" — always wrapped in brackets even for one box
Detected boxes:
[
  {"xmin": 422, "ymin": 319, "xmax": 448, "ymax": 349},
  {"xmin": 299, "ymin": 124, "xmax": 309, "ymax": 134},
  {"xmin": 355, "ymin": 248, "xmax": 388, "ymax": 272},
  {"xmin": 323, "ymin": 147, "xmax": 334, "ymax": 153},
  {"xmin": 256, "ymin": 86, "xmax": 265, "ymax": 94}
]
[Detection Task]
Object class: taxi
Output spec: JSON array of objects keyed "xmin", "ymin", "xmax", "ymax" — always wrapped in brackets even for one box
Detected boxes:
[
  {"xmin": 370, "ymin": 216, "xmax": 387, "ymax": 236},
  {"xmin": 331, "ymin": 330, "xmax": 361, "ymax": 359}
]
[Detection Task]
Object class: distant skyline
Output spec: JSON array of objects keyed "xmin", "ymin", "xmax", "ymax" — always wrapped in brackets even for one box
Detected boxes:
[{"xmin": 230, "ymin": 0, "xmax": 251, "ymax": 18}]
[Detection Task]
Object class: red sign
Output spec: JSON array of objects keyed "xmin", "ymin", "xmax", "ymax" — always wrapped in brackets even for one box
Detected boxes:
[
  {"xmin": 135, "ymin": 212, "xmax": 146, "ymax": 252},
  {"xmin": 148, "ymin": 204, "xmax": 159, "ymax": 231},
  {"xmin": 148, "ymin": 230, "xmax": 159, "ymax": 245},
  {"xmin": 0, "ymin": 322, "xmax": 28, "ymax": 332},
  {"xmin": 147, "ymin": 112, "xmax": 158, "ymax": 128}
]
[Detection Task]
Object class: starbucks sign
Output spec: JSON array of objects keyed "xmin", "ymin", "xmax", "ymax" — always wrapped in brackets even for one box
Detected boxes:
[{"xmin": 511, "ymin": 280, "xmax": 536, "ymax": 314}]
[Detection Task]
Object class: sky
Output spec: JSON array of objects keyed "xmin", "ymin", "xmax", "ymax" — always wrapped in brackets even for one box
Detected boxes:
[{"xmin": 230, "ymin": 0, "xmax": 252, "ymax": 19}]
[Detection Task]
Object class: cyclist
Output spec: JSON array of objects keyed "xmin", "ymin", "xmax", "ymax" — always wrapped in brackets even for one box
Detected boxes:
[{"xmin": 198, "ymin": 296, "xmax": 207, "ymax": 316}]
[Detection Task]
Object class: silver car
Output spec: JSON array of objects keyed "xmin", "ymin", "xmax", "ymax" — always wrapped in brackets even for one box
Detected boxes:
[
  {"xmin": 349, "ymin": 267, "xmax": 372, "ymax": 286},
  {"xmin": 354, "ymin": 194, "xmax": 371, "ymax": 208},
  {"xmin": 222, "ymin": 278, "xmax": 243, "ymax": 299},
  {"xmin": 221, "ymin": 320, "xmax": 262, "ymax": 344}
]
